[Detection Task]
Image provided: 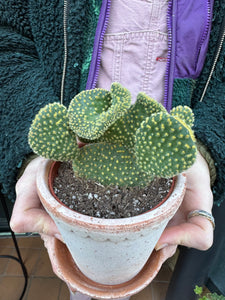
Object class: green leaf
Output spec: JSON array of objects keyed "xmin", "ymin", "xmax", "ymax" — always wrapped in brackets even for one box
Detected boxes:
[{"xmin": 194, "ymin": 285, "xmax": 203, "ymax": 295}]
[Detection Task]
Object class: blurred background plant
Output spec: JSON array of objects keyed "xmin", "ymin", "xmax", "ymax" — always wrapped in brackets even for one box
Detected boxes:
[{"xmin": 195, "ymin": 286, "xmax": 225, "ymax": 300}]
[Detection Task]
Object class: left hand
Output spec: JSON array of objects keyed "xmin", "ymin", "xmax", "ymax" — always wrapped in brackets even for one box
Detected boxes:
[{"xmin": 155, "ymin": 151, "xmax": 214, "ymax": 251}]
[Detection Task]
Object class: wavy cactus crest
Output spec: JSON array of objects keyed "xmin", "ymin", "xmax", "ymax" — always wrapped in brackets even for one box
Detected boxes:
[
  {"xmin": 28, "ymin": 82, "xmax": 197, "ymax": 187},
  {"xmin": 68, "ymin": 82, "xmax": 131, "ymax": 140},
  {"xmin": 98, "ymin": 92, "xmax": 167, "ymax": 148}
]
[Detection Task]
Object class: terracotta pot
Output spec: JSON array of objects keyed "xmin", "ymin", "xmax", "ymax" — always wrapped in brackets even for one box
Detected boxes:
[{"xmin": 37, "ymin": 159, "xmax": 186, "ymax": 286}]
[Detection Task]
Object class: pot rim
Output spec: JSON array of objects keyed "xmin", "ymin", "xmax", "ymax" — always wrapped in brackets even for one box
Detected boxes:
[{"xmin": 37, "ymin": 159, "xmax": 186, "ymax": 230}]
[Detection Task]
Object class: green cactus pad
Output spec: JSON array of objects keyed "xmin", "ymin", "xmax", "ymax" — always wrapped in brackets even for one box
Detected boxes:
[
  {"xmin": 135, "ymin": 112, "xmax": 197, "ymax": 178},
  {"xmin": 28, "ymin": 103, "xmax": 78, "ymax": 161},
  {"xmin": 68, "ymin": 82, "xmax": 131, "ymax": 140},
  {"xmin": 72, "ymin": 142, "xmax": 153, "ymax": 187},
  {"xmin": 136, "ymin": 92, "xmax": 167, "ymax": 114},
  {"xmin": 99, "ymin": 92, "xmax": 167, "ymax": 148},
  {"xmin": 170, "ymin": 105, "xmax": 194, "ymax": 128}
]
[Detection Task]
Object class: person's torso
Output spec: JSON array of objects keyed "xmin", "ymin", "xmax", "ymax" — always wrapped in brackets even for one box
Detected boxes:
[{"xmin": 97, "ymin": 0, "xmax": 168, "ymax": 105}]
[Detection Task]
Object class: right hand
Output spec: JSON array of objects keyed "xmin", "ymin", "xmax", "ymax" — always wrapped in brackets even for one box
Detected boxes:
[{"xmin": 10, "ymin": 156, "xmax": 63, "ymax": 241}]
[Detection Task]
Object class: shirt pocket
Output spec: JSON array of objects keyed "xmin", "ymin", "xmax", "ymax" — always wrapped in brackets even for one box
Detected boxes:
[{"xmin": 98, "ymin": 30, "xmax": 168, "ymax": 104}]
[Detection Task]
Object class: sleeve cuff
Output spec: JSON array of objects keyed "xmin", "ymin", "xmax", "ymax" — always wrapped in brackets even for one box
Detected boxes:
[
  {"xmin": 196, "ymin": 140, "xmax": 217, "ymax": 187},
  {"xmin": 16, "ymin": 154, "xmax": 39, "ymax": 180}
]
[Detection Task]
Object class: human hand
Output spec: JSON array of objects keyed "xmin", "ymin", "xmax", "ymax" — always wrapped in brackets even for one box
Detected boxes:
[
  {"xmin": 155, "ymin": 151, "xmax": 214, "ymax": 251},
  {"xmin": 10, "ymin": 156, "xmax": 63, "ymax": 241}
]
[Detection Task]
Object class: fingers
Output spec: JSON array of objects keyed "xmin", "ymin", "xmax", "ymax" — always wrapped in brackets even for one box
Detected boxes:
[
  {"xmin": 155, "ymin": 219, "xmax": 214, "ymax": 251},
  {"xmin": 156, "ymin": 152, "xmax": 214, "ymax": 251},
  {"xmin": 11, "ymin": 206, "xmax": 62, "ymax": 240},
  {"xmin": 10, "ymin": 157, "xmax": 63, "ymax": 241}
]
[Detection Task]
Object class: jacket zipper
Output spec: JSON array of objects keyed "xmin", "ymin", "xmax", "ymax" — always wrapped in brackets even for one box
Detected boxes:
[
  {"xmin": 61, "ymin": 0, "xmax": 110, "ymax": 101},
  {"xmin": 86, "ymin": 0, "xmax": 111, "ymax": 90},
  {"xmin": 164, "ymin": 0, "xmax": 176, "ymax": 111},
  {"xmin": 199, "ymin": 13, "xmax": 225, "ymax": 102},
  {"xmin": 195, "ymin": 0, "xmax": 212, "ymax": 69},
  {"xmin": 60, "ymin": 0, "xmax": 69, "ymax": 105}
]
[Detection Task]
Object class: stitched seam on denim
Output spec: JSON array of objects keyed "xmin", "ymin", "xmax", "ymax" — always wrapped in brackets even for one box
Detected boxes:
[
  {"xmin": 148, "ymin": 2, "xmax": 159, "ymax": 29},
  {"xmin": 134, "ymin": 0, "xmax": 168, "ymax": 4},
  {"xmin": 112, "ymin": 39, "xmax": 124, "ymax": 83},
  {"xmin": 142, "ymin": 40, "xmax": 156, "ymax": 95},
  {"xmin": 104, "ymin": 30, "xmax": 167, "ymax": 40}
]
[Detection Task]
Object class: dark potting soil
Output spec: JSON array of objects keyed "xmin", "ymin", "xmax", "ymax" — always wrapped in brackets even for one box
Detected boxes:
[{"xmin": 53, "ymin": 162, "xmax": 173, "ymax": 219}]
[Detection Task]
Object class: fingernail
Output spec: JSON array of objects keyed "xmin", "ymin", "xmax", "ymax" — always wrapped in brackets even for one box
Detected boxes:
[
  {"xmin": 155, "ymin": 243, "xmax": 168, "ymax": 251},
  {"xmin": 55, "ymin": 234, "xmax": 64, "ymax": 242}
]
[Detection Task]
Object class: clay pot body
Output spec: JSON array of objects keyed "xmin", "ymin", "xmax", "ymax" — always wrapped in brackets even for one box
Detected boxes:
[{"xmin": 37, "ymin": 159, "xmax": 186, "ymax": 286}]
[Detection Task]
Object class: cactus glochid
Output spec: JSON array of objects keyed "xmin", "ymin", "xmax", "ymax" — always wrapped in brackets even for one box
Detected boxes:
[{"xmin": 28, "ymin": 82, "xmax": 197, "ymax": 187}]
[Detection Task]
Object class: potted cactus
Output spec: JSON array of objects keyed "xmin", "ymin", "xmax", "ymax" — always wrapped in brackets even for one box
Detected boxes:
[{"xmin": 28, "ymin": 82, "xmax": 196, "ymax": 288}]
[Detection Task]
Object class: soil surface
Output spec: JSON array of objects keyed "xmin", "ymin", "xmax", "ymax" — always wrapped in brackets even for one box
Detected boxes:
[{"xmin": 53, "ymin": 162, "xmax": 173, "ymax": 219}]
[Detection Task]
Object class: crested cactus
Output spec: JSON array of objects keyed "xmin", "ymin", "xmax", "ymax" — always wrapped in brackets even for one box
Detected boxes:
[
  {"xmin": 98, "ymin": 92, "xmax": 167, "ymax": 148},
  {"xmin": 28, "ymin": 82, "xmax": 197, "ymax": 187},
  {"xmin": 68, "ymin": 82, "xmax": 131, "ymax": 140}
]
